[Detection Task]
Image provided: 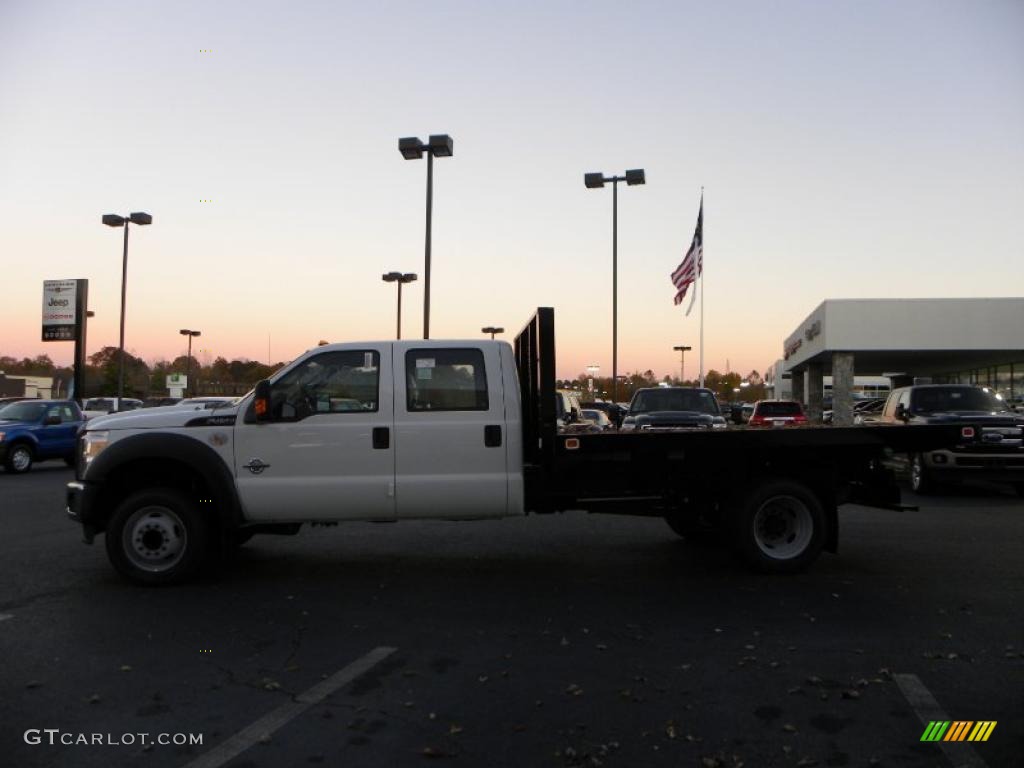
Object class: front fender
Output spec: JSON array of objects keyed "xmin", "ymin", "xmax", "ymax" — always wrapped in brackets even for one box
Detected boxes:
[
  {"xmin": 78, "ymin": 432, "xmax": 242, "ymax": 530},
  {"xmin": 4, "ymin": 429, "xmax": 41, "ymax": 452}
]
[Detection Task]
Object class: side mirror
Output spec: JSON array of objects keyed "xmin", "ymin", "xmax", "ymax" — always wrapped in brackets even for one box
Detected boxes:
[
  {"xmin": 895, "ymin": 403, "xmax": 908, "ymax": 421},
  {"xmin": 254, "ymin": 380, "xmax": 272, "ymax": 422},
  {"xmin": 44, "ymin": 415, "xmax": 61, "ymax": 426}
]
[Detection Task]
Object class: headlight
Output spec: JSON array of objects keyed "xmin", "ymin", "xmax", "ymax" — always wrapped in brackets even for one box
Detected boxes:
[
  {"xmin": 712, "ymin": 417, "xmax": 727, "ymax": 429},
  {"xmin": 81, "ymin": 430, "xmax": 110, "ymax": 469}
]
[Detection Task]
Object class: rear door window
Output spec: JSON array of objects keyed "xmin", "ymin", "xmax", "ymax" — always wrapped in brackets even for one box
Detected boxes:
[{"xmin": 405, "ymin": 349, "xmax": 488, "ymax": 411}]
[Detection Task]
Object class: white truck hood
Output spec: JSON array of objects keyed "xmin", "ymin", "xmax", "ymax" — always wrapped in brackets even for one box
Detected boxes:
[{"xmin": 85, "ymin": 403, "xmax": 244, "ymax": 431}]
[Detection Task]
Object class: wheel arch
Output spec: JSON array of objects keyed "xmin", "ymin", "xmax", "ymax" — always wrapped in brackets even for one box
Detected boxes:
[{"xmin": 85, "ymin": 433, "xmax": 241, "ymax": 534}]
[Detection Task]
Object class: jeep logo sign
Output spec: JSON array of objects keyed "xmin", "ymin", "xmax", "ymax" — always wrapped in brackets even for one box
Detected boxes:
[{"xmin": 42, "ymin": 279, "xmax": 80, "ymax": 341}]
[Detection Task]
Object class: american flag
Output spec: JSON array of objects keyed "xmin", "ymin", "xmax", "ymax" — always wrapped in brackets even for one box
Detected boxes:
[{"xmin": 671, "ymin": 196, "xmax": 703, "ymax": 307}]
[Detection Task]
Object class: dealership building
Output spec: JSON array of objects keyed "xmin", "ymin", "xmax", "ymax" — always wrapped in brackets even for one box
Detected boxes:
[{"xmin": 764, "ymin": 298, "xmax": 1024, "ymax": 425}]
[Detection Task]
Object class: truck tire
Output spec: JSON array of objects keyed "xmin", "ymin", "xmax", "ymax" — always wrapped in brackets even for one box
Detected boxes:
[
  {"xmin": 4, "ymin": 443, "xmax": 34, "ymax": 474},
  {"xmin": 909, "ymin": 453, "xmax": 935, "ymax": 495},
  {"xmin": 105, "ymin": 488, "xmax": 211, "ymax": 586},
  {"xmin": 734, "ymin": 480, "xmax": 825, "ymax": 573}
]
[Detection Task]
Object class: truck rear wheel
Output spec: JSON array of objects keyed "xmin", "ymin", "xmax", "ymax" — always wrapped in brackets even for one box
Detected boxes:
[
  {"xmin": 105, "ymin": 488, "xmax": 211, "ymax": 586},
  {"xmin": 909, "ymin": 453, "xmax": 936, "ymax": 495},
  {"xmin": 734, "ymin": 480, "xmax": 825, "ymax": 572}
]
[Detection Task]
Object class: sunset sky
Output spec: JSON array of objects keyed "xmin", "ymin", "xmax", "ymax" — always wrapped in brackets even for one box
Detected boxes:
[{"xmin": 1, "ymin": 0, "xmax": 1022, "ymax": 382}]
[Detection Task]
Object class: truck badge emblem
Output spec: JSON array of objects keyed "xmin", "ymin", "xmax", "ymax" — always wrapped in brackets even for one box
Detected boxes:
[{"xmin": 243, "ymin": 458, "xmax": 270, "ymax": 475}]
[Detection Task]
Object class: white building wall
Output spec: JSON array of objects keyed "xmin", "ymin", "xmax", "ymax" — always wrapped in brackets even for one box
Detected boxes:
[{"xmin": 783, "ymin": 298, "xmax": 1024, "ymax": 371}]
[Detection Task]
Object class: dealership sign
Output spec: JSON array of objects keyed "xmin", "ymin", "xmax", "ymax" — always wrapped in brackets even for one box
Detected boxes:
[{"xmin": 41, "ymin": 279, "xmax": 79, "ymax": 341}]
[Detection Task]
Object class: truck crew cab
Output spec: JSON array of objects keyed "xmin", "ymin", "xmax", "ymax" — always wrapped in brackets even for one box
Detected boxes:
[{"xmin": 67, "ymin": 309, "xmax": 970, "ymax": 585}]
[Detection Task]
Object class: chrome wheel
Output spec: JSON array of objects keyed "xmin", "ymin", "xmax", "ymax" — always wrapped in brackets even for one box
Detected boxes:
[
  {"xmin": 122, "ymin": 505, "xmax": 187, "ymax": 573},
  {"xmin": 752, "ymin": 494, "xmax": 813, "ymax": 560},
  {"xmin": 10, "ymin": 446, "xmax": 32, "ymax": 472}
]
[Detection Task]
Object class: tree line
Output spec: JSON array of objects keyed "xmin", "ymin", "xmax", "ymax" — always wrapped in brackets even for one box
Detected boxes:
[
  {"xmin": 0, "ymin": 350, "xmax": 285, "ymax": 399},
  {"xmin": 3, "ymin": 352, "xmax": 766, "ymax": 403}
]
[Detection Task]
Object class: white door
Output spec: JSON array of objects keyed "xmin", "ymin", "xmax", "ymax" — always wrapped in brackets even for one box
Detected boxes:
[
  {"xmin": 393, "ymin": 343, "xmax": 508, "ymax": 519},
  {"xmin": 233, "ymin": 345, "xmax": 395, "ymax": 521}
]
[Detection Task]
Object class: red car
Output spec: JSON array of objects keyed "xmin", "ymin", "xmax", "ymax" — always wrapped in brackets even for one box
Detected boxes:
[{"xmin": 748, "ymin": 400, "xmax": 807, "ymax": 427}]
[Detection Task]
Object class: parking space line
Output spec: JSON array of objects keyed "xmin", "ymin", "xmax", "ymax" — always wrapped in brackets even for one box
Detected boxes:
[
  {"xmin": 894, "ymin": 673, "xmax": 989, "ymax": 768},
  {"xmin": 180, "ymin": 645, "xmax": 397, "ymax": 768},
  {"xmin": 0, "ymin": 614, "xmax": 13, "ymax": 623}
]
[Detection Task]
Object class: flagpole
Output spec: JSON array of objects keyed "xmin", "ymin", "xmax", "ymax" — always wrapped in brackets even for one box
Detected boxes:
[{"xmin": 699, "ymin": 187, "xmax": 704, "ymax": 389}]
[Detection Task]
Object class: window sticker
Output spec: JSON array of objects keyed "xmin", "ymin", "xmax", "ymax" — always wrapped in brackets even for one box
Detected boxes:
[
  {"xmin": 416, "ymin": 358, "xmax": 435, "ymax": 368},
  {"xmin": 364, "ymin": 352, "xmax": 374, "ymax": 369},
  {"xmin": 417, "ymin": 368, "xmax": 433, "ymax": 380}
]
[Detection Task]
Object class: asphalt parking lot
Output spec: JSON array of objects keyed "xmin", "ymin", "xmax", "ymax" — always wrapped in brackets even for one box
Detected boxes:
[{"xmin": 0, "ymin": 465, "xmax": 1021, "ymax": 768}]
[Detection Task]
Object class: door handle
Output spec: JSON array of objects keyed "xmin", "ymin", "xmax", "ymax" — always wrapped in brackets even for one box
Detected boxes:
[
  {"xmin": 484, "ymin": 424, "xmax": 502, "ymax": 447},
  {"xmin": 372, "ymin": 427, "xmax": 390, "ymax": 449}
]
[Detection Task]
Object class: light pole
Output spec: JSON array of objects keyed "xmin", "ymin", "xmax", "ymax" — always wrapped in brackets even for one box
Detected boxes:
[
  {"xmin": 673, "ymin": 345, "xmax": 692, "ymax": 383},
  {"xmin": 382, "ymin": 272, "xmax": 417, "ymax": 339},
  {"xmin": 398, "ymin": 134, "xmax": 453, "ymax": 340},
  {"xmin": 481, "ymin": 326, "xmax": 504, "ymax": 339},
  {"xmin": 103, "ymin": 212, "xmax": 152, "ymax": 402},
  {"xmin": 179, "ymin": 329, "xmax": 201, "ymax": 397},
  {"xmin": 584, "ymin": 169, "xmax": 645, "ymax": 403}
]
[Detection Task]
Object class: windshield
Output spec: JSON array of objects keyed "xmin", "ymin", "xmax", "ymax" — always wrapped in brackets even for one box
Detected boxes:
[
  {"xmin": 756, "ymin": 401, "xmax": 803, "ymax": 416},
  {"xmin": 630, "ymin": 389, "xmax": 719, "ymax": 415},
  {"xmin": 0, "ymin": 402, "xmax": 47, "ymax": 421},
  {"xmin": 911, "ymin": 387, "xmax": 1007, "ymax": 414},
  {"xmin": 84, "ymin": 398, "xmax": 114, "ymax": 412}
]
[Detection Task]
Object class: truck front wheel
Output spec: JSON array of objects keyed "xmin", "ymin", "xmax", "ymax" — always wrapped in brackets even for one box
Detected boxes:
[
  {"xmin": 734, "ymin": 480, "xmax": 825, "ymax": 572},
  {"xmin": 105, "ymin": 488, "xmax": 211, "ymax": 586},
  {"xmin": 4, "ymin": 443, "xmax": 34, "ymax": 474}
]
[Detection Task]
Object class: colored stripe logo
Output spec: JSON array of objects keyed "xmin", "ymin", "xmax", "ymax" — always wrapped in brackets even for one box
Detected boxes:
[{"xmin": 920, "ymin": 721, "xmax": 997, "ymax": 742}]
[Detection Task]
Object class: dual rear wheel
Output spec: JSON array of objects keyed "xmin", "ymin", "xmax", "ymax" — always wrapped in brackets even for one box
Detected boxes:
[{"xmin": 665, "ymin": 480, "xmax": 826, "ymax": 573}]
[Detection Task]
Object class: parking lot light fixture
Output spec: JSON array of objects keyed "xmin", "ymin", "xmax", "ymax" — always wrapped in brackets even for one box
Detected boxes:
[
  {"xmin": 179, "ymin": 329, "xmax": 201, "ymax": 397},
  {"xmin": 481, "ymin": 326, "xmax": 504, "ymax": 339},
  {"xmin": 103, "ymin": 210, "xmax": 152, "ymax": 403},
  {"xmin": 585, "ymin": 169, "xmax": 645, "ymax": 403},
  {"xmin": 399, "ymin": 133, "xmax": 454, "ymax": 340},
  {"xmin": 382, "ymin": 272, "xmax": 417, "ymax": 339}
]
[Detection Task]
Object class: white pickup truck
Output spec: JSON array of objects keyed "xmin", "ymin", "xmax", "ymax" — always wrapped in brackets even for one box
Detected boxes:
[{"xmin": 67, "ymin": 308, "xmax": 969, "ymax": 585}]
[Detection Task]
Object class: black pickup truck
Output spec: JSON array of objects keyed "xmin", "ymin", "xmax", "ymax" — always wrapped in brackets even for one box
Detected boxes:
[{"xmin": 875, "ymin": 384, "xmax": 1024, "ymax": 495}]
